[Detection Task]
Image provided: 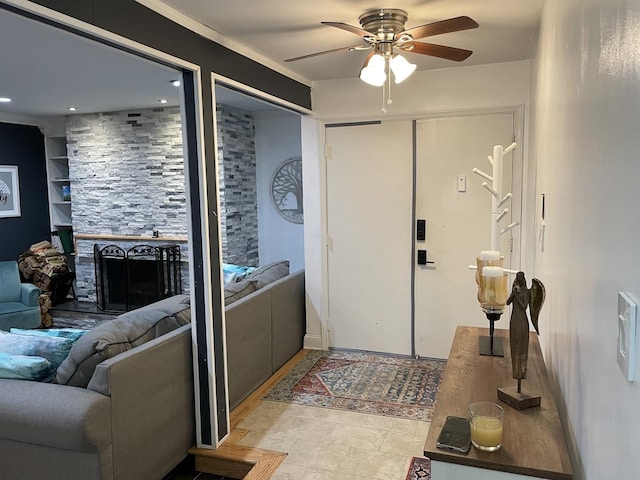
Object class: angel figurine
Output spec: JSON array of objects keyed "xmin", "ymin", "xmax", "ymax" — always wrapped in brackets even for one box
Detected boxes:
[{"xmin": 506, "ymin": 271, "xmax": 545, "ymax": 392}]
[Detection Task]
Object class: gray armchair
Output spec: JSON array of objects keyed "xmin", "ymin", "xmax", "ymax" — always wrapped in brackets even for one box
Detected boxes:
[{"xmin": 0, "ymin": 261, "xmax": 41, "ymax": 330}]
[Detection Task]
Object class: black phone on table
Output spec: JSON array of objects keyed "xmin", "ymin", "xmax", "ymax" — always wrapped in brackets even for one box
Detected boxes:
[{"xmin": 436, "ymin": 415, "xmax": 471, "ymax": 454}]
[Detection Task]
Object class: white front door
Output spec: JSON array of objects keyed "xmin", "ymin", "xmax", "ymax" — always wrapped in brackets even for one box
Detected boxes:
[
  {"xmin": 325, "ymin": 121, "xmax": 413, "ymax": 354},
  {"xmin": 414, "ymin": 113, "xmax": 519, "ymax": 359}
]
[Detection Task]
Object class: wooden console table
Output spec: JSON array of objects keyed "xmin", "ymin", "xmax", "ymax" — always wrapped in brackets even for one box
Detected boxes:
[{"xmin": 424, "ymin": 326, "xmax": 573, "ymax": 480}]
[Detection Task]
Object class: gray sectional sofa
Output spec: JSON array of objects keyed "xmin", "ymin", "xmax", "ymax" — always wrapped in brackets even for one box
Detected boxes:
[
  {"xmin": 226, "ymin": 268, "xmax": 305, "ymax": 410},
  {"xmin": 0, "ymin": 267, "xmax": 305, "ymax": 480},
  {"xmin": 0, "ymin": 294, "xmax": 194, "ymax": 480}
]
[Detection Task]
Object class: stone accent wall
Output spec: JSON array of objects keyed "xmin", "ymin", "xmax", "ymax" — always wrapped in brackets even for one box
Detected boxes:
[
  {"xmin": 216, "ymin": 105, "xmax": 259, "ymax": 266},
  {"xmin": 64, "ymin": 105, "xmax": 259, "ymax": 302},
  {"xmin": 66, "ymin": 107, "xmax": 186, "ymax": 236},
  {"xmin": 66, "ymin": 107, "xmax": 189, "ymax": 301}
]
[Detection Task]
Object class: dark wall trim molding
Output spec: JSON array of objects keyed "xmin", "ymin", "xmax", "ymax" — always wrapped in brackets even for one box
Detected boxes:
[{"xmin": 25, "ymin": 0, "xmax": 312, "ymax": 110}]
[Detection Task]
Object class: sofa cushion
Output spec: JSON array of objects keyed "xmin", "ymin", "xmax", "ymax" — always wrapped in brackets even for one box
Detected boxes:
[
  {"xmin": 0, "ymin": 352, "xmax": 52, "ymax": 381},
  {"xmin": 245, "ymin": 260, "xmax": 290, "ymax": 289},
  {"xmin": 0, "ymin": 331, "xmax": 75, "ymax": 381},
  {"xmin": 56, "ymin": 294, "xmax": 191, "ymax": 388},
  {"xmin": 224, "ymin": 279, "xmax": 258, "ymax": 305}
]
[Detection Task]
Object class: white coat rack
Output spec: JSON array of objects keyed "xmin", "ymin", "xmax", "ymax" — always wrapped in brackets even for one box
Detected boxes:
[
  {"xmin": 467, "ymin": 142, "xmax": 520, "ymax": 274},
  {"xmin": 469, "ymin": 142, "xmax": 520, "ymax": 357},
  {"xmin": 473, "ymin": 142, "xmax": 519, "ymax": 253}
]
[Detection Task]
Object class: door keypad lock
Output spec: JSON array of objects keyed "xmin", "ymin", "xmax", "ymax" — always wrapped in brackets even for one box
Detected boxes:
[
  {"xmin": 417, "ymin": 250, "xmax": 435, "ymax": 265},
  {"xmin": 417, "ymin": 219, "xmax": 426, "ymax": 241}
]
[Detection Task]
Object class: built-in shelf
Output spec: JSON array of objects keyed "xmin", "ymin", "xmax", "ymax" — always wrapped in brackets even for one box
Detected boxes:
[{"xmin": 45, "ymin": 134, "xmax": 74, "ymax": 252}]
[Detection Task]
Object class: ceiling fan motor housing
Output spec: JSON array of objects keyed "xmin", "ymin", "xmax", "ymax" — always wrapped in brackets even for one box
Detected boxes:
[{"xmin": 358, "ymin": 9, "xmax": 408, "ymax": 42}]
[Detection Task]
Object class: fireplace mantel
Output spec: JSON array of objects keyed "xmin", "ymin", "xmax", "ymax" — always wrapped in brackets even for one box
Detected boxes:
[{"xmin": 74, "ymin": 233, "xmax": 188, "ymax": 254}]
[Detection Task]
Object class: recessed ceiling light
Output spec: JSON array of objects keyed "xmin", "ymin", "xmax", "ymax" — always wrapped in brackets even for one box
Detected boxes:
[
  {"xmin": 159, "ymin": 99, "xmax": 168, "ymax": 104},
  {"xmin": 170, "ymin": 80, "xmax": 181, "ymax": 87},
  {"xmin": 68, "ymin": 107, "xmax": 77, "ymax": 111},
  {"xmin": 0, "ymin": 97, "xmax": 11, "ymax": 103}
]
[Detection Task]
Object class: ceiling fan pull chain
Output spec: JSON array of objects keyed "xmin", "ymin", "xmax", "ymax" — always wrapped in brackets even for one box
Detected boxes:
[
  {"xmin": 381, "ymin": 80, "xmax": 386, "ymax": 113},
  {"xmin": 387, "ymin": 59, "xmax": 393, "ymax": 107},
  {"xmin": 387, "ymin": 58, "xmax": 393, "ymax": 108}
]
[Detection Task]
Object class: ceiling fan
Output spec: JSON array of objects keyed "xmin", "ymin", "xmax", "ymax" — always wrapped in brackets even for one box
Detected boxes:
[{"xmin": 285, "ymin": 9, "xmax": 479, "ymax": 84}]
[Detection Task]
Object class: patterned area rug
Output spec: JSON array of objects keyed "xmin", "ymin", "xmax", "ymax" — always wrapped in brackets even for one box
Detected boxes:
[
  {"xmin": 264, "ymin": 350, "xmax": 446, "ymax": 421},
  {"xmin": 405, "ymin": 457, "xmax": 431, "ymax": 480}
]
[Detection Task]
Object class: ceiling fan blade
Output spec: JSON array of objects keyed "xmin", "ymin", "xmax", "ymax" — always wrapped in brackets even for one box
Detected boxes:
[
  {"xmin": 403, "ymin": 42, "xmax": 473, "ymax": 61},
  {"xmin": 399, "ymin": 16, "xmax": 479, "ymax": 41},
  {"xmin": 284, "ymin": 45, "xmax": 365, "ymax": 62},
  {"xmin": 321, "ymin": 21, "xmax": 374, "ymax": 39}
]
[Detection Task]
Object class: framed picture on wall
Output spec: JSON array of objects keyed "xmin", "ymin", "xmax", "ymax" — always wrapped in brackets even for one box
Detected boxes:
[{"xmin": 0, "ymin": 165, "xmax": 21, "ymax": 218}]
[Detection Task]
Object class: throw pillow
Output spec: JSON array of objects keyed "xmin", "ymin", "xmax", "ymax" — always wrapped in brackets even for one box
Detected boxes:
[
  {"xmin": 224, "ymin": 279, "xmax": 258, "ymax": 305},
  {"xmin": 245, "ymin": 260, "xmax": 290, "ymax": 289},
  {"xmin": 0, "ymin": 331, "xmax": 75, "ymax": 382},
  {"xmin": 0, "ymin": 352, "xmax": 52, "ymax": 381},
  {"xmin": 0, "ymin": 331, "xmax": 74, "ymax": 370},
  {"xmin": 11, "ymin": 327, "xmax": 87, "ymax": 341},
  {"xmin": 222, "ymin": 263, "xmax": 256, "ymax": 285}
]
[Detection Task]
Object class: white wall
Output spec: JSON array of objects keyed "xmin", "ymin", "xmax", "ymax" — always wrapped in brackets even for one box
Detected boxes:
[
  {"xmin": 532, "ymin": 1, "xmax": 640, "ymax": 479},
  {"xmin": 254, "ymin": 110, "xmax": 304, "ymax": 271},
  {"xmin": 312, "ymin": 60, "xmax": 530, "ymax": 121},
  {"xmin": 304, "ymin": 60, "xmax": 532, "ymax": 350}
]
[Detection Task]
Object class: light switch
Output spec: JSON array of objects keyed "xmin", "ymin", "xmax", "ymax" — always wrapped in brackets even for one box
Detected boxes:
[
  {"xmin": 457, "ymin": 175, "xmax": 467, "ymax": 192},
  {"xmin": 617, "ymin": 291, "xmax": 638, "ymax": 382}
]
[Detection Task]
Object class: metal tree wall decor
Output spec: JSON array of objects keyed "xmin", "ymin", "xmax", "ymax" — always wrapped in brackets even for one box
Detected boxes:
[{"xmin": 271, "ymin": 157, "xmax": 303, "ymax": 224}]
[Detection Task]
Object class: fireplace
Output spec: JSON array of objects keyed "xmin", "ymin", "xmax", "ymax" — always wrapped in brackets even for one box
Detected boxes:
[{"xmin": 94, "ymin": 243, "xmax": 182, "ymax": 312}]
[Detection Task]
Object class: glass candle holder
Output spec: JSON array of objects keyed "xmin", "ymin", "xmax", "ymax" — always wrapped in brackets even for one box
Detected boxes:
[{"xmin": 476, "ymin": 254, "xmax": 508, "ymax": 317}]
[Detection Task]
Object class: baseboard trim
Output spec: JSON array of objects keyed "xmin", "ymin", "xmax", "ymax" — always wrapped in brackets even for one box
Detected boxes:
[{"xmin": 303, "ymin": 333, "xmax": 322, "ymax": 350}]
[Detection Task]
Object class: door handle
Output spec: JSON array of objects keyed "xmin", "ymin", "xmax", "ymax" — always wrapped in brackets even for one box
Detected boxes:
[{"xmin": 417, "ymin": 250, "xmax": 435, "ymax": 265}]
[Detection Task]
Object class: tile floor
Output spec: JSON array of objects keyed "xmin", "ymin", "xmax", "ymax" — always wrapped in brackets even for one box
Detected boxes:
[{"xmin": 235, "ymin": 400, "xmax": 431, "ymax": 480}]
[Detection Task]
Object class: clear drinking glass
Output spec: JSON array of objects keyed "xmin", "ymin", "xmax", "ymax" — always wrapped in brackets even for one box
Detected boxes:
[{"xmin": 469, "ymin": 402, "xmax": 504, "ymax": 452}]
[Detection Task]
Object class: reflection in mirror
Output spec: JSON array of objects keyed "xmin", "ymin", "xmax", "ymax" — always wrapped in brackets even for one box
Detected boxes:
[
  {"xmin": 0, "ymin": 7, "xmax": 191, "ymax": 314},
  {"xmin": 213, "ymin": 84, "xmax": 305, "ymax": 276}
]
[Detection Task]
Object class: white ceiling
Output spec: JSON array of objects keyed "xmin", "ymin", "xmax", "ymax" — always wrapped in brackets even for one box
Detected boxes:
[
  {"xmin": 0, "ymin": 7, "xmax": 273, "ymax": 118},
  {"xmin": 0, "ymin": 8, "xmax": 182, "ymax": 118},
  {"xmin": 0, "ymin": 1, "xmax": 544, "ymax": 118},
  {"xmin": 153, "ymin": 0, "xmax": 544, "ymax": 83}
]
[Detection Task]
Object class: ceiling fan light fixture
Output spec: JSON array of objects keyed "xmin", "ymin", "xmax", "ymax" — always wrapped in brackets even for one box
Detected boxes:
[
  {"xmin": 390, "ymin": 54, "xmax": 416, "ymax": 84},
  {"xmin": 360, "ymin": 53, "xmax": 387, "ymax": 86}
]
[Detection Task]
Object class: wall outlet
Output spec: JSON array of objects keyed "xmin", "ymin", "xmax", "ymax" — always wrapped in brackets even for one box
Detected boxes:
[{"xmin": 617, "ymin": 291, "xmax": 638, "ymax": 382}]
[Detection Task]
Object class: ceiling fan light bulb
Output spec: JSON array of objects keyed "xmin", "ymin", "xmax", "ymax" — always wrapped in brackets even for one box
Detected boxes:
[
  {"xmin": 390, "ymin": 54, "xmax": 416, "ymax": 84},
  {"xmin": 360, "ymin": 54, "xmax": 387, "ymax": 86},
  {"xmin": 360, "ymin": 67, "xmax": 386, "ymax": 86}
]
